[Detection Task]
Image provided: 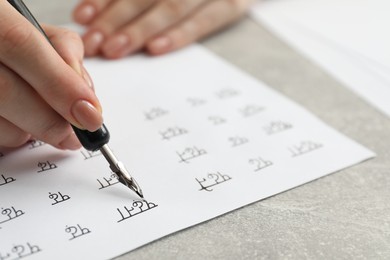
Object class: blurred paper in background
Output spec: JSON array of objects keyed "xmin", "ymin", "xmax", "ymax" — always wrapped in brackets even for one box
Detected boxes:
[{"xmin": 251, "ymin": 0, "xmax": 390, "ymax": 116}]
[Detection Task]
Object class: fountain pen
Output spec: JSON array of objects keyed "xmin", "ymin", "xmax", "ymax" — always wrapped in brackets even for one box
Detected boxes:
[{"xmin": 8, "ymin": 0, "xmax": 144, "ymax": 198}]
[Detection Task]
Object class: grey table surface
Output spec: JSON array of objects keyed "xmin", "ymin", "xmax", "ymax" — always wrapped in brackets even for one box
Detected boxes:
[{"xmin": 26, "ymin": 0, "xmax": 390, "ymax": 259}]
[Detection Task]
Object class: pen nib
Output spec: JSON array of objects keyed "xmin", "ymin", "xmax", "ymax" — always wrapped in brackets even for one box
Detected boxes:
[
  {"xmin": 100, "ymin": 144, "xmax": 144, "ymax": 199},
  {"xmin": 116, "ymin": 162, "xmax": 144, "ymax": 199}
]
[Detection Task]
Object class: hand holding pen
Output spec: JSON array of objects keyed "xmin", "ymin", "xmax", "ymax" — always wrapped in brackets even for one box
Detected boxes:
[
  {"xmin": 0, "ymin": 1, "xmax": 102, "ymax": 150},
  {"xmin": 2, "ymin": 0, "xmax": 143, "ymax": 198}
]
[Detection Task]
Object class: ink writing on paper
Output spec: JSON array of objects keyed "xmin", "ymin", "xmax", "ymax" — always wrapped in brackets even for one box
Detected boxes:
[
  {"xmin": 229, "ymin": 136, "xmax": 249, "ymax": 147},
  {"xmin": 249, "ymin": 157, "xmax": 273, "ymax": 172},
  {"xmin": 97, "ymin": 174, "xmax": 119, "ymax": 190},
  {"xmin": 215, "ymin": 88, "xmax": 240, "ymax": 99},
  {"xmin": 0, "ymin": 243, "xmax": 41, "ymax": 260},
  {"xmin": 37, "ymin": 161, "xmax": 57, "ymax": 173},
  {"xmin": 81, "ymin": 150, "xmax": 102, "ymax": 160},
  {"xmin": 29, "ymin": 140, "xmax": 46, "ymax": 149},
  {"xmin": 145, "ymin": 107, "xmax": 169, "ymax": 121},
  {"xmin": 289, "ymin": 141, "xmax": 323, "ymax": 157},
  {"xmin": 208, "ymin": 116, "xmax": 227, "ymax": 126},
  {"xmin": 65, "ymin": 224, "xmax": 91, "ymax": 241},
  {"xmin": 160, "ymin": 127, "xmax": 188, "ymax": 141},
  {"xmin": 117, "ymin": 201, "xmax": 158, "ymax": 223},
  {"xmin": 49, "ymin": 192, "xmax": 71, "ymax": 206},
  {"xmin": 196, "ymin": 172, "xmax": 232, "ymax": 192},
  {"xmin": 177, "ymin": 146, "xmax": 207, "ymax": 163},
  {"xmin": 0, "ymin": 174, "xmax": 15, "ymax": 187},
  {"xmin": 263, "ymin": 121, "xmax": 293, "ymax": 135},
  {"xmin": 187, "ymin": 97, "xmax": 207, "ymax": 107},
  {"xmin": 0, "ymin": 206, "xmax": 25, "ymax": 226},
  {"xmin": 239, "ymin": 104, "xmax": 265, "ymax": 117}
]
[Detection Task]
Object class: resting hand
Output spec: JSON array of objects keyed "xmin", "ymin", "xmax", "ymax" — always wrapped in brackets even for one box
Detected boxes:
[
  {"xmin": 0, "ymin": 1, "xmax": 103, "ymax": 150},
  {"xmin": 73, "ymin": 0, "xmax": 254, "ymax": 58}
]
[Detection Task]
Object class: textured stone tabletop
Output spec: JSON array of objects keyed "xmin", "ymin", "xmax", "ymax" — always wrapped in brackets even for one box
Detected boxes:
[{"xmin": 26, "ymin": 0, "xmax": 390, "ymax": 259}]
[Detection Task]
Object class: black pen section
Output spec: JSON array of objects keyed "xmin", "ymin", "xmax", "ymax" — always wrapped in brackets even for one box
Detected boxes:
[{"xmin": 72, "ymin": 124, "xmax": 110, "ymax": 151}]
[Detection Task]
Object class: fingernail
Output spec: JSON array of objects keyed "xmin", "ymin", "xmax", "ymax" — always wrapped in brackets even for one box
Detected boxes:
[
  {"xmin": 76, "ymin": 4, "xmax": 96, "ymax": 24},
  {"xmin": 82, "ymin": 65, "xmax": 94, "ymax": 90},
  {"xmin": 84, "ymin": 30, "xmax": 104, "ymax": 56},
  {"xmin": 71, "ymin": 100, "xmax": 103, "ymax": 131},
  {"xmin": 103, "ymin": 34, "xmax": 131, "ymax": 58},
  {"xmin": 149, "ymin": 36, "xmax": 172, "ymax": 54},
  {"xmin": 59, "ymin": 133, "xmax": 81, "ymax": 150}
]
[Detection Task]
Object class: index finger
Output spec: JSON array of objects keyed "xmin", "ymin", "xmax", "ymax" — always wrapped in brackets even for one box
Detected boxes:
[{"xmin": 0, "ymin": 2, "xmax": 103, "ymax": 132}]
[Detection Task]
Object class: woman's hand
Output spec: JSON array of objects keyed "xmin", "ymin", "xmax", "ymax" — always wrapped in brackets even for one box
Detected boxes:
[
  {"xmin": 73, "ymin": 0, "xmax": 254, "ymax": 59},
  {"xmin": 0, "ymin": 1, "xmax": 103, "ymax": 150}
]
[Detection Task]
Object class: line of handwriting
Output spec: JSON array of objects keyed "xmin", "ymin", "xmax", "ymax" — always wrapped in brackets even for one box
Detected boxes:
[
  {"xmin": 208, "ymin": 116, "xmax": 227, "ymax": 126},
  {"xmin": 240, "ymin": 105, "xmax": 265, "ymax": 117},
  {"xmin": 117, "ymin": 200, "xmax": 158, "ymax": 223},
  {"xmin": 0, "ymin": 207, "xmax": 25, "ymax": 225},
  {"xmin": 145, "ymin": 107, "xmax": 169, "ymax": 121},
  {"xmin": 66, "ymin": 224, "xmax": 91, "ymax": 241},
  {"xmin": 37, "ymin": 161, "xmax": 57, "ymax": 173},
  {"xmin": 29, "ymin": 140, "xmax": 46, "ymax": 149},
  {"xmin": 289, "ymin": 141, "xmax": 323, "ymax": 157},
  {"xmin": 0, "ymin": 174, "xmax": 15, "ymax": 187},
  {"xmin": 196, "ymin": 172, "xmax": 232, "ymax": 192},
  {"xmin": 229, "ymin": 136, "xmax": 249, "ymax": 147},
  {"xmin": 215, "ymin": 88, "xmax": 240, "ymax": 99},
  {"xmin": 81, "ymin": 150, "xmax": 102, "ymax": 160},
  {"xmin": 177, "ymin": 146, "xmax": 207, "ymax": 163},
  {"xmin": 49, "ymin": 192, "xmax": 70, "ymax": 206},
  {"xmin": 187, "ymin": 97, "xmax": 207, "ymax": 107},
  {"xmin": 0, "ymin": 243, "xmax": 41, "ymax": 260},
  {"xmin": 249, "ymin": 157, "xmax": 273, "ymax": 172},
  {"xmin": 263, "ymin": 121, "xmax": 293, "ymax": 135},
  {"xmin": 97, "ymin": 174, "xmax": 119, "ymax": 190},
  {"xmin": 160, "ymin": 127, "xmax": 188, "ymax": 141}
]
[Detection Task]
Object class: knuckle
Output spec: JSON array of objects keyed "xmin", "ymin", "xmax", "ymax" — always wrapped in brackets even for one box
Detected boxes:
[
  {"xmin": 165, "ymin": 0, "xmax": 186, "ymax": 17},
  {"xmin": 0, "ymin": 126, "xmax": 30, "ymax": 147},
  {"xmin": 55, "ymin": 29, "xmax": 84, "ymax": 61},
  {"xmin": 0, "ymin": 21, "xmax": 34, "ymax": 54},
  {"xmin": 50, "ymin": 27, "xmax": 83, "ymax": 51},
  {"xmin": 39, "ymin": 118, "xmax": 70, "ymax": 145},
  {"xmin": 61, "ymin": 29, "xmax": 82, "ymax": 44},
  {"xmin": 8, "ymin": 133, "xmax": 30, "ymax": 147}
]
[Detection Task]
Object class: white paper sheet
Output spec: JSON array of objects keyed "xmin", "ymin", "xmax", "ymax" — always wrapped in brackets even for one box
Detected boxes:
[
  {"xmin": 0, "ymin": 45, "xmax": 374, "ymax": 260},
  {"xmin": 251, "ymin": 0, "xmax": 390, "ymax": 117}
]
